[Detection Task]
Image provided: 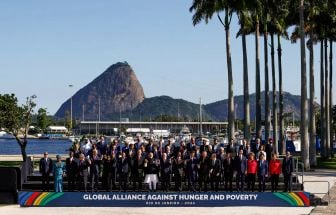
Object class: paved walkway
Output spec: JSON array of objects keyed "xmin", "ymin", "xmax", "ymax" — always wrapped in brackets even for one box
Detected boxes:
[
  {"xmin": 1, "ymin": 169, "xmax": 335, "ymax": 215},
  {"xmin": 310, "ymin": 181, "xmax": 336, "ymax": 215}
]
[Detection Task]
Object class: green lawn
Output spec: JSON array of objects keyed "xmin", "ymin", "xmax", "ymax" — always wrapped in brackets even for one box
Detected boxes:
[
  {"xmin": 0, "ymin": 161, "xmax": 22, "ymax": 167},
  {"xmin": 316, "ymin": 157, "xmax": 336, "ymax": 169}
]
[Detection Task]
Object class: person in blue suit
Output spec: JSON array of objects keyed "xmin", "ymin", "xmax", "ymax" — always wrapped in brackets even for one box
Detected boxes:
[
  {"xmin": 257, "ymin": 153, "xmax": 268, "ymax": 192},
  {"xmin": 53, "ymin": 155, "xmax": 65, "ymax": 192},
  {"xmin": 234, "ymin": 149, "xmax": 247, "ymax": 191},
  {"xmin": 186, "ymin": 151, "xmax": 198, "ymax": 192}
]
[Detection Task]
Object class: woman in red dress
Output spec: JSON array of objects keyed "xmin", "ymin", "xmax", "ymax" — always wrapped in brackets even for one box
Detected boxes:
[
  {"xmin": 269, "ymin": 153, "xmax": 282, "ymax": 192},
  {"xmin": 246, "ymin": 152, "xmax": 258, "ymax": 192}
]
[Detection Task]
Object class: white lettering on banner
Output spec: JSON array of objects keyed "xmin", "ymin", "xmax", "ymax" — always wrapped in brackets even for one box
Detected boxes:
[
  {"xmin": 225, "ymin": 194, "xmax": 258, "ymax": 200},
  {"xmin": 209, "ymin": 195, "xmax": 226, "ymax": 200},
  {"xmin": 82, "ymin": 193, "xmax": 258, "ymax": 201},
  {"xmin": 178, "ymin": 194, "xmax": 209, "ymax": 201},
  {"xmin": 147, "ymin": 194, "xmax": 178, "ymax": 201},
  {"xmin": 83, "ymin": 194, "xmax": 147, "ymax": 201}
]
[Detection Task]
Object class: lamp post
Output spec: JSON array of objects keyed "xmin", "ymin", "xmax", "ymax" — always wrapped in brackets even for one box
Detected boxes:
[{"xmin": 68, "ymin": 84, "xmax": 73, "ymax": 131}]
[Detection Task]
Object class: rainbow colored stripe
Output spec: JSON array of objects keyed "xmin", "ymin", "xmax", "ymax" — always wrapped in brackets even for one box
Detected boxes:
[
  {"xmin": 273, "ymin": 192, "xmax": 310, "ymax": 206},
  {"xmin": 19, "ymin": 192, "xmax": 64, "ymax": 207}
]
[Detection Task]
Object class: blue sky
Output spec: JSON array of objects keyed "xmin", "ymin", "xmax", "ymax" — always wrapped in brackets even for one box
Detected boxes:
[{"xmin": 0, "ymin": 0, "xmax": 334, "ymax": 115}]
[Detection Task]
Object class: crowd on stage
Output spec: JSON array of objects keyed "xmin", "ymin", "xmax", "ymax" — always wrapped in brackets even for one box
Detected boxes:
[{"xmin": 39, "ymin": 136, "xmax": 294, "ymax": 193}]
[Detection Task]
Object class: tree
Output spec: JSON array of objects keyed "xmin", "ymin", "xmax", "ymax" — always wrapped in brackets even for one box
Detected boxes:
[
  {"xmin": 252, "ymin": 0, "xmax": 263, "ymax": 139},
  {"xmin": 333, "ymin": 105, "xmax": 336, "ymax": 135},
  {"xmin": 267, "ymin": 0, "xmax": 290, "ymax": 154},
  {"xmin": 299, "ymin": 0, "xmax": 310, "ymax": 169},
  {"xmin": 37, "ymin": 108, "xmax": 49, "ymax": 131},
  {"xmin": 236, "ymin": 0, "xmax": 254, "ymax": 141},
  {"xmin": 261, "ymin": 0, "xmax": 271, "ymax": 144},
  {"xmin": 0, "ymin": 94, "xmax": 36, "ymax": 161},
  {"xmin": 190, "ymin": 0, "xmax": 235, "ymax": 144}
]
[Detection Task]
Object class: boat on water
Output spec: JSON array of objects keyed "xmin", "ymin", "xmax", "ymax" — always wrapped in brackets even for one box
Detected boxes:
[{"xmin": 179, "ymin": 126, "xmax": 192, "ymax": 141}]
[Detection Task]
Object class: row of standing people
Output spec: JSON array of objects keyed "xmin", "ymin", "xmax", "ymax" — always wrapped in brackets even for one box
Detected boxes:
[{"xmin": 39, "ymin": 137, "xmax": 293, "ymax": 192}]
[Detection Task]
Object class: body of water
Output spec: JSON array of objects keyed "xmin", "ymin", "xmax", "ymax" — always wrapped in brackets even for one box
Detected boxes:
[{"xmin": 0, "ymin": 139, "xmax": 73, "ymax": 155}]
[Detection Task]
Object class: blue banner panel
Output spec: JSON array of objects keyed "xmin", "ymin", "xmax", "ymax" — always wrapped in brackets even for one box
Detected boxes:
[{"xmin": 19, "ymin": 192, "xmax": 310, "ymax": 207}]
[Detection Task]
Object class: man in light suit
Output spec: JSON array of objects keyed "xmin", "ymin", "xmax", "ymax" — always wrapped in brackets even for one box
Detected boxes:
[
  {"xmin": 90, "ymin": 149, "xmax": 102, "ymax": 192},
  {"xmin": 78, "ymin": 153, "xmax": 91, "ymax": 192},
  {"xmin": 39, "ymin": 152, "xmax": 53, "ymax": 191}
]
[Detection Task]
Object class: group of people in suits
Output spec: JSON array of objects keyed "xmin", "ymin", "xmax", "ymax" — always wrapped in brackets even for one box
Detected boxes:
[
  {"xmin": 39, "ymin": 152, "xmax": 65, "ymax": 192},
  {"xmin": 39, "ymin": 136, "xmax": 294, "ymax": 193}
]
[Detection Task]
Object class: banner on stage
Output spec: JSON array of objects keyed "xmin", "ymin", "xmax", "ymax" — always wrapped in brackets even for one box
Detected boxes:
[{"xmin": 19, "ymin": 191, "xmax": 310, "ymax": 207}]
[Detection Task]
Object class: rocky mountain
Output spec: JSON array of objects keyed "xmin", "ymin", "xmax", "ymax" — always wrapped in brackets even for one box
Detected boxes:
[
  {"xmin": 106, "ymin": 96, "xmax": 212, "ymax": 121},
  {"xmin": 54, "ymin": 62, "xmax": 145, "ymax": 120},
  {"xmin": 119, "ymin": 92, "xmax": 305, "ymax": 122},
  {"xmin": 54, "ymin": 61, "xmax": 309, "ymax": 122},
  {"xmin": 204, "ymin": 91, "xmax": 304, "ymax": 121}
]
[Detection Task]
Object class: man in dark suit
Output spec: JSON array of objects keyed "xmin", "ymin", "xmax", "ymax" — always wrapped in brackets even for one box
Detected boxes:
[
  {"xmin": 66, "ymin": 151, "xmax": 78, "ymax": 191},
  {"xmin": 209, "ymin": 153, "xmax": 221, "ymax": 191},
  {"xmin": 160, "ymin": 153, "xmax": 172, "ymax": 191},
  {"xmin": 90, "ymin": 149, "xmax": 102, "ymax": 192},
  {"xmin": 226, "ymin": 139, "xmax": 234, "ymax": 154},
  {"xmin": 223, "ymin": 152, "xmax": 234, "ymax": 192},
  {"xmin": 39, "ymin": 152, "xmax": 53, "ymax": 191},
  {"xmin": 117, "ymin": 152, "xmax": 130, "ymax": 191},
  {"xmin": 200, "ymin": 139, "xmax": 210, "ymax": 154},
  {"xmin": 187, "ymin": 137, "xmax": 197, "ymax": 152},
  {"xmin": 253, "ymin": 138, "xmax": 262, "ymax": 155},
  {"xmin": 146, "ymin": 139, "xmax": 155, "ymax": 153},
  {"xmin": 129, "ymin": 149, "xmax": 143, "ymax": 191},
  {"xmin": 198, "ymin": 151, "xmax": 210, "ymax": 191},
  {"xmin": 282, "ymin": 151, "xmax": 294, "ymax": 192},
  {"xmin": 186, "ymin": 151, "xmax": 197, "ymax": 191},
  {"xmin": 234, "ymin": 149, "xmax": 247, "ymax": 191},
  {"xmin": 78, "ymin": 153, "xmax": 91, "ymax": 192},
  {"xmin": 265, "ymin": 138, "xmax": 274, "ymax": 162}
]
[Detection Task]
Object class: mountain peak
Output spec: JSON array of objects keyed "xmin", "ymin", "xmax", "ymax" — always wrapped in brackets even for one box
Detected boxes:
[{"xmin": 54, "ymin": 62, "xmax": 145, "ymax": 120}]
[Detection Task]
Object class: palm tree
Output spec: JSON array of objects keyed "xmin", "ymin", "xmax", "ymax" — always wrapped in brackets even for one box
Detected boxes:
[
  {"xmin": 190, "ymin": 0, "xmax": 235, "ymax": 144},
  {"xmin": 261, "ymin": 0, "xmax": 271, "ymax": 144},
  {"xmin": 277, "ymin": 34, "xmax": 285, "ymax": 154},
  {"xmin": 268, "ymin": 0, "xmax": 289, "ymax": 154},
  {"xmin": 252, "ymin": 0, "xmax": 263, "ymax": 139},
  {"xmin": 236, "ymin": 1, "xmax": 253, "ymax": 141},
  {"xmin": 307, "ymin": 37, "xmax": 317, "ymax": 166},
  {"xmin": 320, "ymin": 39, "xmax": 326, "ymax": 158},
  {"xmin": 299, "ymin": 0, "xmax": 310, "ymax": 169},
  {"xmin": 330, "ymin": 39, "xmax": 334, "ymax": 157}
]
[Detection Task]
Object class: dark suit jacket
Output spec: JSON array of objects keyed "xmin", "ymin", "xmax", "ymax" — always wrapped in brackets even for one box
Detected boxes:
[
  {"xmin": 282, "ymin": 156, "xmax": 294, "ymax": 175},
  {"xmin": 209, "ymin": 159, "xmax": 221, "ymax": 176},
  {"xmin": 186, "ymin": 157, "xmax": 198, "ymax": 177},
  {"xmin": 65, "ymin": 157, "xmax": 78, "ymax": 177},
  {"xmin": 198, "ymin": 157, "xmax": 210, "ymax": 177},
  {"xmin": 160, "ymin": 158, "xmax": 172, "ymax": 176},
  {"xmin": 223, "ymin": 157, "xmax": 235, "ymax": 174},
  {"xmin": 39, "ymin": 158, "xmax": 53, "ymax": 174},
  {"xmin": 117, "ymin": 157, "xmax": 130, "ymax": 174},
  {"xmin": 234, "ymin": 155, "xmax": 247, "ymax": 174},
  {"xmin": 265, "ymin": 144, "xmax": 274, "ymax": 160},
  {"xmin": 226, "ymin": 144, "xmax": 234, "ymax": 154},
  {"xmin": 186, "ymin": 142, "xmax": 197, "ymax": 152}
]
